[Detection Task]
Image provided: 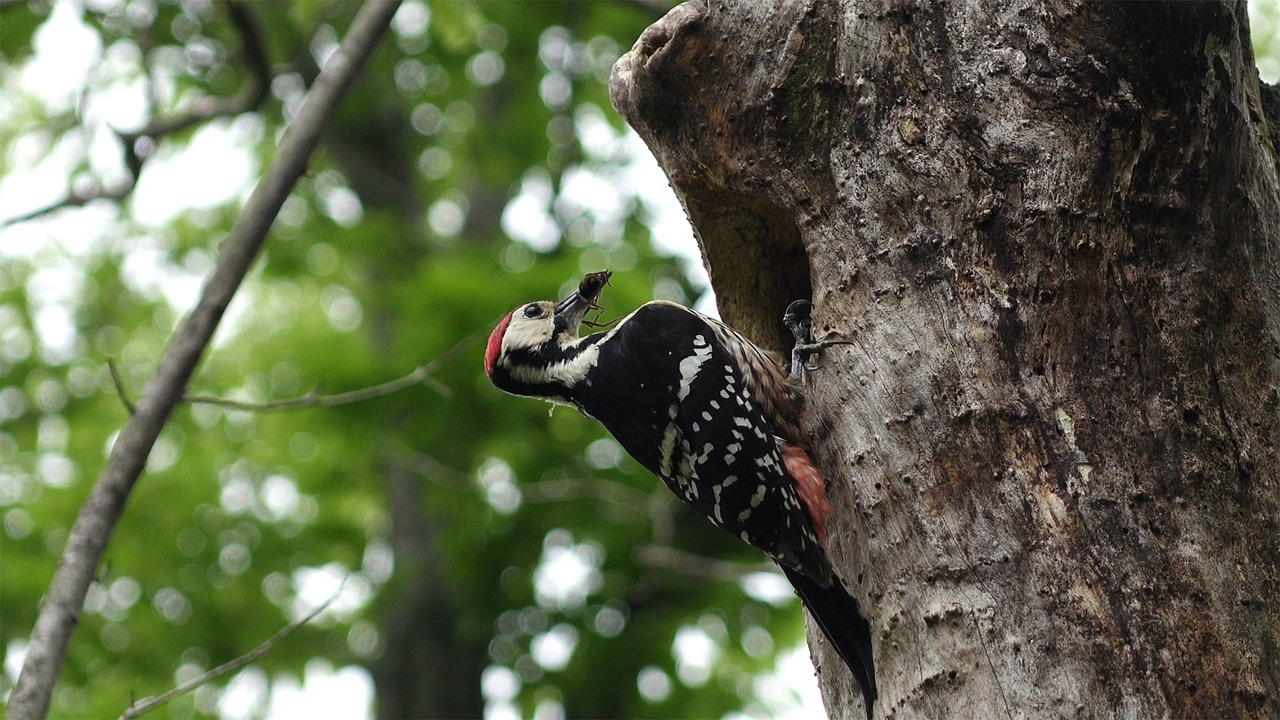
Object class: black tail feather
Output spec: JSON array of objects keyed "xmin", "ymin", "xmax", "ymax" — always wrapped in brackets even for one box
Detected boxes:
[{"xmin": 782, "ymin": 566, "xmax": 877, "ymax": 719}]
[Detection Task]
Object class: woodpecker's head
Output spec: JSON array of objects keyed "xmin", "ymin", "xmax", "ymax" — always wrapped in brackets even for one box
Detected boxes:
[{"xmin": 485, "ymin": 270, "xmax": 611, "ymax": 398}]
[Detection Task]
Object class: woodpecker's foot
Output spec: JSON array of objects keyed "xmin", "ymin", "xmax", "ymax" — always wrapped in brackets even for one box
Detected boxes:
[{"xmin": 784, "ymin": 300, "xmax": 850, "ymax": 376}]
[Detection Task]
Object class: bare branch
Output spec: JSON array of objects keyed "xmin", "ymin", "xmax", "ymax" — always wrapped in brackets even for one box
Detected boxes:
[
  {"xmin": 182, "ymin": 335, "xmax": 476, "ymax": 411},
  {"xmin": 522, "ymin": 476, "xmax": 651, "ymax": 509},
  {"xmin": 0, "ymin": 181, "xmax": 136, "ymax": 227},
  {"xmin": 408, "ymin": 451, "xmax": 472, "ymax": 486},
  {"xmin": 6, "ymin": 4, "xmax": 403, "ymax": 718},
  {"xmin": 114, "ymin": 336, "xmax": 470, "ymax": 414},
  {"xmin": 120, "ymin": 0, "xmax": 273, "ymax": 142},
  {"xmin": 0, "ymin": 1, "xmax": 274, "ymax": 229},
  {"xmin": 646, "ymin": 487, "xmax": 678, "ymax": 546},
  {"xmin": 635, "ymin": 544, "xmax": 778, "ymax": 581},
  {"xmin": 110, "ymin": 323, "xmax": 477, "ymax": 416},
  {"xmin": 118, "ymin": 578, "xmax": 349, "ymax": 720},
  {"xmin": 107, "ymin": 360, "xmax": 137, "ymax": 416},
  {"xmin": 182, "ymin": 366, "xmax": 438, "ymax": 411}
]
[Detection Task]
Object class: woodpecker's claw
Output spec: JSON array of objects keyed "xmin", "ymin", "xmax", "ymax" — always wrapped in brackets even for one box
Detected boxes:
[
  {"xmin": 785, "ymin": 300, "xmax": 850, "ymax": 376},
  {"xmin": 784, "ymin": 300, "xmax": 813, "ymax": 340}
]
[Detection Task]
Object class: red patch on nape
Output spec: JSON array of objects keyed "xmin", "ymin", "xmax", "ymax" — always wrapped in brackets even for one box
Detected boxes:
[
  {"xmin": 484, "ymin": 311, "xmax": 515, "ymax": 376},
  {"xmin": 782, "ymin": 444, "xmax": 833, "ymax": 544}
]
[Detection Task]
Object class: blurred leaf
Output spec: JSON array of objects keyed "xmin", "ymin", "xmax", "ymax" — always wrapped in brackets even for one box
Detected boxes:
[
  {"xmin": 0, "ymin": 2, "xmax": 822, "ymax": 719},
  {"xmin": 429, "ymin": 0, "xmax": 486, "ymax": 54}
]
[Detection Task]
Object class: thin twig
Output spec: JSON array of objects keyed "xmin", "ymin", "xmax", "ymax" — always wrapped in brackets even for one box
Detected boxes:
[
  {"xmin": 107, "ymin": 360, "xmax": 137, "ymax": 415},
  {"xmin": 6, "ymin": 5, "xmax": 402, "ymax": 718},
  {"xmin": 409, "ymin": 451, "xmax": 472, "ymax": 486},
  {"xmin": 183, "ymin": 357, "xmax": 455, "ymax": 411},
  {"xmin": 118, "ymin": 578, "xmax": 349, "ymax": 720},
  {"xmin": 636, "ymin": 544, "xmax": 778, "ymax": 581},
  {"xmin": 522, "ymin": 476, "xmax": 651, "ymax": 509},
  {"xmin": 178, "ymin": 335, "xmax": 473, "ymax": 412},
  {"xmin": 0, "ymin": 1, "xmax": 273, "ymax": 229},
  {"xmin": 0, "ymin": 182, "xmax": 136, "ymax": 227},
  {"xmin": 120, "ymin": 0, "xmax": 273, "ymax": 142},
  {"xmin": 647, "ymin": 487, "xmax": 677, "ymax": 546},
  {"xmin": 108, "ymin": 329, "xmax": 477, "ymax": 415}
]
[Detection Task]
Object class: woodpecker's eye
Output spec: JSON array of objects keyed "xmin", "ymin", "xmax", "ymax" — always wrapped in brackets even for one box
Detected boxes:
[{"xmin": 523, "ymin": 304, "xmax": 543, "ymax": 319}]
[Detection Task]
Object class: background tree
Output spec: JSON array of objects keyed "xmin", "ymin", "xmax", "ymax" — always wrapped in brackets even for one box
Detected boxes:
[
  {"xmin": 612, "ymin": 0, "xmax": 1280, "ymax": 717},
  {"xmin": 3, "ymin": 1, "xmax": 1280, "ymax": 719},
  {"xmin": 1, "ymin": 1, "xmax": 817, "ymax": 719}
]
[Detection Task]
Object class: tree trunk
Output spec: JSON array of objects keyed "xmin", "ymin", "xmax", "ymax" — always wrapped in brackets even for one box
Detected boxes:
[
  {"xmin": 612, "ymin": 1, "xmax": 1280, "ymax": 717},
  {"xmin": 372, "ymin": 463, "xmax": 486, "ymax": 719},
  {"xmin": 326, "ymin": 66, "xmax": 487, "ymax": 718}
]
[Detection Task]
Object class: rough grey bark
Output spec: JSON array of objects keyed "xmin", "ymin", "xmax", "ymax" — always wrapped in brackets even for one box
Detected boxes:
[
  {"xmin": 6, "ymin": 3, "xmax": 403, "ymax": 718},
  {"xmin": 613, "ymin": 1, "xmax": 1280, "ymax": 718}
]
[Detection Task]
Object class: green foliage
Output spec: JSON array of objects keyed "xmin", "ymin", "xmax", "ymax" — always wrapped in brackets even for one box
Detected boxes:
[
  {"xmin": 1254, "ymin": 0, "xmax": 1280, "ymax": 83},
  {"xmin": 0, "ymin": 1, "xmax": 816, "ymax": 719}
]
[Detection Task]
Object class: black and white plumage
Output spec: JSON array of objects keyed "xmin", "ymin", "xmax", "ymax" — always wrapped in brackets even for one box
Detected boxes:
[{"xmin": 485, "ymin": 271, "xmax": 876, "ymax": 715}]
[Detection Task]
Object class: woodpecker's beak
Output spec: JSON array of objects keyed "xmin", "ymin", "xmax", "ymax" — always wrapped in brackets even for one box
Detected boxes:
[{"xmin": 555, "ymin": 270, "xmax": 611, "ymax": 335}]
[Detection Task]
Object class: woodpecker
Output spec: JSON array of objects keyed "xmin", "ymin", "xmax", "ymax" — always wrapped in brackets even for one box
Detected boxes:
[{"xmin": 485, "ymin": 271, "xmax": 876, "ymax": 716}]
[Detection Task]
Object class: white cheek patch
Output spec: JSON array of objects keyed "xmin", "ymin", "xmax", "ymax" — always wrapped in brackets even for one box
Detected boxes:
[
  {"xmin": 501, "ymin": 316, "xmax": 555, "ymax": 357},
  {"xmin": 500, "ymin": 311, "xmax": 602, "ymax": 389},
  {"xmin": 507, "ymin": 342, "xmax": 601, "ymax": 387}
]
